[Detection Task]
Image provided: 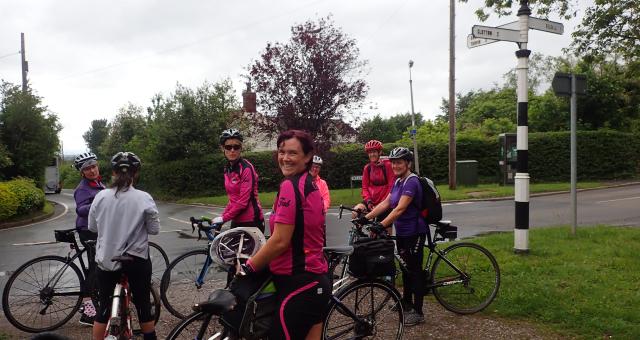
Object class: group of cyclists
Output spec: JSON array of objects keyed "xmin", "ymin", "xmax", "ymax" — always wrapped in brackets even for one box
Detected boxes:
[{"xmin": 70, "ymin": 126, "xmax": 429, "ymax": 339}]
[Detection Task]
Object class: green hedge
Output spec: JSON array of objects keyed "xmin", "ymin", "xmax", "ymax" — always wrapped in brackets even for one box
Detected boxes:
[
  {"xmin": 0, "ymin": 178, "xmax": 45, "ymax": 221},
  {"xmin": 90, "ymin": 130, "xmax": 639, "ymax": 198}
]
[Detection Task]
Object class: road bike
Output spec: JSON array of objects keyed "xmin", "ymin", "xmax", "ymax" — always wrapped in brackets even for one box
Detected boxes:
[
  {"xmin": 104, "ymin": 255, "xmax": 161, "ymax": 340},
  {"xmin": 167, "ymin": 246, "xmax": 405, "ymax": 339},
  {"xmin": 160, "ymin": 216, "xmax": 227, "ymax": 319},
  {"xmin": 2, "ymin": 228, "xmax": 168, "ymax": 333},
  {"xmin": 337, "ymin": 205, "xmax": 501, "ymax": 314}
]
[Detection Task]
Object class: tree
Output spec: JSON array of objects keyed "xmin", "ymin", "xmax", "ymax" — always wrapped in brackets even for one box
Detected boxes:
[
  {"xmin": 357, "ymin": 115, "xmax": 399, "ymax": 143},
  {"xmin": 464, "ymin": 0, "xmax": 639, "ymax": 61},
  {"xmin": 82, "ymin": 119, "xmax": 109, "ymax": 158},
  {"xmin": 387, "ymin": 112, "xmax": 424, "ymax": 135},
  {"xmin": 0, "ymin": 81, "xmax": 61, "ymax": 184},
  {"xmin": 247, "ymin": 16, "xmax": 368, "ymax": 152},
  {"xmin": 144, "ymin": 80, "xmax": 239, "ymax": 161},
  {"xmin": 100, "ymin": 103, "xmax": 147, "ymax": 158}
]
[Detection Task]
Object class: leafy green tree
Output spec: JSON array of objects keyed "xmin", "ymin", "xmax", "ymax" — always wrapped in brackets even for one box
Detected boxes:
[
  {"xmin": 100, "ymin": 103, "xmax": 147, "ymax": 158},
  {"xmin": 0, "ymin": 81, "xmax": 61, "ymax": 184},
  {"xmin": 82, "ymin": 119, "xmax": 109, "ymax": 158},
  {"xmin": 387, "ymin": 112, "xmax": 424, "ymax": 135},
  {"xmin": 357, "ymin": 115, "xmax": 399, "ymax": 143},
  {"xmin": 247, "ymin": 16, "xmax": 368, "ymax": 152},
  {"xmin": 528, "ymin": 90, "xmax": 568, "ymax": 132},
  {"xmin": 144, "ymin": 80, "xmax": 239, "ymax": 161}
]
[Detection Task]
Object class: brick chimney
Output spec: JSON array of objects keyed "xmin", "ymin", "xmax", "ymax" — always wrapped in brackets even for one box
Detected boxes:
[{"xmin": 242, "ymin": 82, "xmax": 256, "ymax": 113}]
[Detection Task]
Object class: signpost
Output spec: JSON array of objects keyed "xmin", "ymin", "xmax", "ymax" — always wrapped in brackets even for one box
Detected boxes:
[
  {"xmin": 468, "ymin": 1, "xmax": 564, "ymax": 254},
  {"xmin": 350, "ymin": 175, "xmax": 362, "ymax": 197}
]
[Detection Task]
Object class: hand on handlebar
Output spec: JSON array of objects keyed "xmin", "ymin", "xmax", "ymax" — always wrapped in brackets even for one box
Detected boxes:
[
  {"xmin": 212, "ymin": 216, "xmax": 224, "ymax": 225},
  {"xmin": 368, "ymin": 221, "xmax": 389, "ymax": 238},
  {"xmin": 355, "ymin": 215, "xmax": 371, "ymax": 226},
  {"xmin": 365, "ymin": 199, "xmax": 375, "ymax": 212}
]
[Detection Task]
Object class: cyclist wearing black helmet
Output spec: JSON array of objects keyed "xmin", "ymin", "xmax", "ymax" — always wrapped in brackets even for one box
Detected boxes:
[
  {"xmin": 364, "ymin": 146, "xmax": 426, "ymax": 326},
  {"xmin": 88, "ymin": 152, "xmax": 159, "ymax": 340},
  {"xmin": 72, "ymin": 152, "xmax": 105, "ymax": 325},
  {"xmin": 214, "ymin": 128, "xmax": 264, "ymax": 232}
]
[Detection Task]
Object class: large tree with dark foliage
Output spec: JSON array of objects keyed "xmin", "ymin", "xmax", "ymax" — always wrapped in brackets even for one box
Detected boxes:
[
  {"xmin": 247, "ymin": 16, "xmax": 368, "ymax": 152},
  {"xmin": 82, "ymin": 119, "xmax": 109, "ymax": 158}
]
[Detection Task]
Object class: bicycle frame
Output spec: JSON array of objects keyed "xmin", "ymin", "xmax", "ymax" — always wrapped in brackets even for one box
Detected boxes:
[
  {"xmin": 41, "ymin": 241, "xmax": 93, "ymax": 307},
  {"xmin": 105, "ymin": 275, "xmax": 133, "ymax": 339},
  {"xmin": 195, "ymin": 228, "xmax": 220, "ymax": 287}
]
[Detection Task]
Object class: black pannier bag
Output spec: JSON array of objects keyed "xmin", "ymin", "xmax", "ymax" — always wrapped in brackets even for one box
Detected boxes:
[
  {"xmin": 348, "ymin": 238, "xmax": 396, "ymax": 278},
  {"xmin": 220, "ymin": 269, "xmax": 276, "ymax": 339}
]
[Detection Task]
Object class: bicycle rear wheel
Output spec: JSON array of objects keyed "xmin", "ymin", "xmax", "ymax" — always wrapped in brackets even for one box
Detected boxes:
[
  {"xmin": 323, "ymin": 279, "xmax": 404, "ymax": 340},
  {"xmin": 148, "ymin": 241, "xmax": 169, "ymax": 286},
  {"xmin": 431, "ymin": 242, "xmax": 500, "ymax": 314},
  {"xmin": 166, "ymin": 311, "xmax": 227, "ymax": 340},
  {"xmin": 2, "ymin": 255, "xmax": 83, "ymax": 333},
  {"xmin": 160, "ymin": 249, "xmax": 228, "ymax": 319}
]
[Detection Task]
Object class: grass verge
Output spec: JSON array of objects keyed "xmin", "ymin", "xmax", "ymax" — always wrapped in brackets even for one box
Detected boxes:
[
  {"xmin": 466, "ymin": 225, "xmax": 640, "ymax": 339},
  {"xmin": 177, "ymin": 181, "xmax": 603, "ymax": 207},
  {"xmin": 0, "ymin": 201, "xmax": 54, "ymax": 225}
]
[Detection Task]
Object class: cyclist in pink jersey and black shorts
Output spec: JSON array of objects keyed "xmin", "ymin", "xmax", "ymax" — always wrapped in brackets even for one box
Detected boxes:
[{"xmin": 238, "ymin": 129, "xmax": 329, "ymax": 340}]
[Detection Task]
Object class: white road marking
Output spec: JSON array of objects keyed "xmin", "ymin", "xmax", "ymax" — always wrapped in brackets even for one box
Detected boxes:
[
  {"xmin": 12, "ymin": 241, "xmax": 58, "ymax": 246},
  {"xmin": 61, "ymin": 192, "xmax": 73, "ymax": 197},
  {"xmin": 163, "ymin": 202, "xmax": 221, "ymax": 209},
  {"xmin": 0, "ymin": 201, "xmax": 69, "ymax": 232},
  {"xmin": 167, "ymin": 217, "xmax": 192, "ymax": 225},
  {"xmin": 160, "ymin": 229, "xmax": 187, "ymax": 233},
  {"xmin": 596, "ymin": 196, "xmax": 640, "ymax": 204}
]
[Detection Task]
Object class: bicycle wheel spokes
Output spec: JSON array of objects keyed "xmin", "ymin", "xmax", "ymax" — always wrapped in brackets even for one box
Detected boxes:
[
  {"xmin": 161, "ymin": 250, "xmax": 228, "ymax": 319},
  {"xmin": 2, "ymin": 256, "xmax": 83, "ymax": 333},
  {"xmin": 167, "ymin": 312, "xmax": 226, "ymax": 340},
  {"xmin": 431, "ymin": 243, "xmax": 500, "ymax": 314},
  {"xmin": 323, "ymin": 281, "xmax": 403, "ymax": 340}
]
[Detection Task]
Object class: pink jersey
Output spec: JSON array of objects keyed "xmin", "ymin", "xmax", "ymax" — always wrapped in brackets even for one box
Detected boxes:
[
  {"xmin": 314, "ymin": 175, "xmax": 330, "ymax": 213},
  {"xmin": 269, "ymin": 172, "xmax": 328, "ymax": 275},
  {"xmin": 221, "ymin": 158, "xmax": 264, "ymax": 224}
]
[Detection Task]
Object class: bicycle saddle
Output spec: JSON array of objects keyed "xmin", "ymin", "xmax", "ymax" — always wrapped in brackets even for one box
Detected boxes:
[
  {"xmin": 193, "ymin": 289, "xmax": 237, "ymax": 314},
  {"xmin": 323, "ymin": 246, "xmax": 354, "ymax": 256},
  {"xmin": 111, "ymin": 255, "xmax": 135, "ymax": 263}
]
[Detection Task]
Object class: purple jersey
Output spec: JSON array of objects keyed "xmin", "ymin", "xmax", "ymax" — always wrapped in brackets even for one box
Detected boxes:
[
  {"xmin": 390, "ymin": 175, "xmax": 426, "ymax": 236},
  {"xmin": 269, "ymin": 172, "xmax": 327, "ymax": 275}
]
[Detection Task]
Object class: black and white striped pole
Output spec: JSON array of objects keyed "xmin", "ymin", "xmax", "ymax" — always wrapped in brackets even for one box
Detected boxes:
[
  {"xmin": 514, "ymin": 1, "xmax": 531, "ymax": 254},
  {"xmin": 468, "ymin": 0, "xmax": 564, "ymax": 253}
]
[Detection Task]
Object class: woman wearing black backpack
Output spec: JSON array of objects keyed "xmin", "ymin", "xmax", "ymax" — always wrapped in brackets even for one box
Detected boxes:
[{"xmin": 364, "ymin": 146, "xmax": 426, "ymax": 326}]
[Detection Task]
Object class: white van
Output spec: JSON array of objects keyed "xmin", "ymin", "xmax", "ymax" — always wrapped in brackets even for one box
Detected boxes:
[{"xmin": 44, "ymin": 157, "xmax": 61, "ymax": 194}]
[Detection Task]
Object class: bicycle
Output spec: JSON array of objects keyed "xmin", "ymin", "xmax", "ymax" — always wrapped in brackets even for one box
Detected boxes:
[
  {"xmin": 160, "ymin": 216, "xmax": 227, "ymax": 319},
  {"xmin": 167, "ymin": 246, "xmax": 405, "ymax": 339},
  {"xmin": 2, "ymin": 228, "xmax": 167, "ymax": 333},
  {"xmin": 338, "ymin": 205, "xmax": 501, "ymax": 315},
  {"xmin": 104, "ymin": 255, "xmax": 161, "ymax": 340}
]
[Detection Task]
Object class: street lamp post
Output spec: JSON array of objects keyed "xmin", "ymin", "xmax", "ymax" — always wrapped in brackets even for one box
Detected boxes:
[{"xmin": 408, "ymin": 60, "xmax": 420, "ymax": 175}]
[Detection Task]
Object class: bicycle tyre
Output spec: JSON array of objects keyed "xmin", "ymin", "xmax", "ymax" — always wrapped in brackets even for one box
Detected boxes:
[
  {"xmin": 2, "ymin": 255, "xmax": 84, "ymax": 333},
  {"xmin": 148, "ymin": 241, "xmax": 169, "ymax": 286},
  {"xmin": 431, "ymin": 242, "xmax": 500, "ymax": 314},
  {"xmin": 323, "ymin": 279, "xmax": 404, "ymax": 340},
  {"xmin": 166, "ymin": 311, "xmax": 227, "ymax": 340},
  {"xmin": 160, "ymin": 249, "xmax": 228, "ymax": 319},
  {"xmin": 130, "ymin": 283, "xmax": 161, "ymax": 335}
]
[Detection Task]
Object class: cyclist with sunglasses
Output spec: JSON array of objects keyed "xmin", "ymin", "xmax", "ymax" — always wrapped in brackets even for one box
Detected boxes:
[{"xmin": 214, "ymin": 129, "xmax": 265, "ymax": 232}]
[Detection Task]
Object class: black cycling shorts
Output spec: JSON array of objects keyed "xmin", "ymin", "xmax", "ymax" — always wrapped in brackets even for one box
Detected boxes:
[
  {"xmin": 269, "ymin": 273, "xmax": 331, "ymax": 340},
  {"xmin": 94, "ymin": 255, "xmax": 154, "ymax": 324}
]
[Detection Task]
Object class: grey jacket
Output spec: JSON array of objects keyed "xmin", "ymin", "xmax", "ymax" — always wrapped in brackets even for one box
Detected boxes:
[{"xmin": 88, "ymin": 186, "xmax": 160, "ymax": 271}]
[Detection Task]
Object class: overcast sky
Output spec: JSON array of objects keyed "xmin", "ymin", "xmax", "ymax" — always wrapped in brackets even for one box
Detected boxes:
[{"xmin": 0, "ymin": 0, "xmax": 589, "ymax": 154}]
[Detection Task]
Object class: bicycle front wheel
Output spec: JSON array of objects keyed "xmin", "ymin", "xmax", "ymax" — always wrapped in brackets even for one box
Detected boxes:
[
  {"xmin": 160, "ymin": 249, "xmax": 228, "ymax": 319},
  {"xmin": 130, "ymin": 283, "xmax": 162, "ymax": 335},
  {"xmin": 166, "ymin": 311, "xmax": 227, "ymax": 340},
  {"xmin": 431, "ymin": 242, "xmax": 500, "ymax": 314},
  {"xmin": 2, "ymin": 255, "xmax": 84, "ymax": 333},
  {"xmin": 323, "ymin": 279, "xmax": 404, "ymax": 340},
  {"xmin": 148, "ymin": 241, "xmax": 169, "ymax": 286}
]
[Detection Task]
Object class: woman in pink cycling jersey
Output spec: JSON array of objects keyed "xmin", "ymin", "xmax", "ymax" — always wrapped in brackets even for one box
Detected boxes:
[
  {"xmin": 239, "ymin": 130, "xmax": 329, "ymax": 340},
  {"xmin": 309, "ymin": 155, "xmax": 330, "ymax": 213},
  {"xmin": 213, "ymin": 129, "xmax": 264, "ymax": 232}
]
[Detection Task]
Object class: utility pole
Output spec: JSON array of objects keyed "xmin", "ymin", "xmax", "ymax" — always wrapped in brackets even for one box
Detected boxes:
[
  {"xmin": 448, "ymin": 0, "xmax": 457, "ymax": 190},
  {"xmin": 408, "ymin": 60, "xmax": 420, "ymax": 175},
  {"xmin": 20, "ymin": 33, "xmax": 28, "ymax": 92}
]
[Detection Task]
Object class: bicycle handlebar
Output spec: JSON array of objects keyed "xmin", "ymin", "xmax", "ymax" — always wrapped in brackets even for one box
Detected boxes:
[
  {"xmin": 338, "ymin": 204, "xmax": 367, "ymax": 219},
  {"xmin": 190, "ymin": 216, "xmax": 223, "ymax": 241}
]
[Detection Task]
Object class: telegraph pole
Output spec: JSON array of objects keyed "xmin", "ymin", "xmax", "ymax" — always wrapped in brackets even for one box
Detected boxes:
[
  {"xmin": 408, "ymin": 60, "xmax": 420, "ymax": 175},
  {"xmin": 20, "ymin": 33, "xmax": 28, "ymax": 92},
  {"xmin": 448, "ymin": 0, "xmax": 457, "ymax": 190}
]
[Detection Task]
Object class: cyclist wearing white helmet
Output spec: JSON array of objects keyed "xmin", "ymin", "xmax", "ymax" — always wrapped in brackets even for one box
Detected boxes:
[
  {"xmin": 364, "ymin": 146, "xmax": 426, "ymax": 326},
  {"xmin": 214, "ymin": 128, "xmax": 265, "ymax": 232},
  {"xmin": 309, "ymin": 155, "xmax": 330, "ymax": 213},
  {"xmin": 72, "ymin": 151, "xmax": 105, "ymax": 326},
  {"xmin": 238, "ymin": 130, "xmax": 329, "ymax": 340},
  {"xmin": 88, "ymin": 152, "xmax": 159, "ymax": 340}
]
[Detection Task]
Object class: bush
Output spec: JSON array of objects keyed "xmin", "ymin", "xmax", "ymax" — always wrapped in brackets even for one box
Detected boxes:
[{"xmin": 0, "ymin": 178, "xmax": 45, "ymax": 221}]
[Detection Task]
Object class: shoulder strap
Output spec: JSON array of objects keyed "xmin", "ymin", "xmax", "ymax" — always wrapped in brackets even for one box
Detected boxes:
[{"xmin": 368, "ymin": 162, "xmax": 388, "ymax": 183}]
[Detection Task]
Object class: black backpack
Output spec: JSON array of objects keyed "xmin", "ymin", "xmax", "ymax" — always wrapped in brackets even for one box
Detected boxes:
[{"xmin": 398, "ymin": 174, "xmax": 443, "ymax": 224}]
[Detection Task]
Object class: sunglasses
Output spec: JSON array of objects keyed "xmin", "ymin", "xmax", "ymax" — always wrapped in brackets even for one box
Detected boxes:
[{"xmin": 223, "ymin": 144, "xmax": 242, "ymax": 151}]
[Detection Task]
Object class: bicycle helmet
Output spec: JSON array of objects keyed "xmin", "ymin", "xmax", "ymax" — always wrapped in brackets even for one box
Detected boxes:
[
  {"xmin": 73, "ymin": 152, "xmax": 97, "ymax": 171},
  {"xmin": 110, "ymin": 152, "xmax": 142, "ymax": 172},
  {"xmin": 312, "ymin": 155, "xmax": 323, "ymax": 165},
  {"xmin": 364, "ymin": 140, "xmax": 383, "ymax": 152},
  {"xmin": 210, "ymin": 227, "xmax": 266, "ymax": 268},
  {"xmin": 219, "ymin": 128, "xmax": 243, "ymax": 145},
  {"xmin": 388, "ymin": 147, "xmax": 414, "ymax": 162}
]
